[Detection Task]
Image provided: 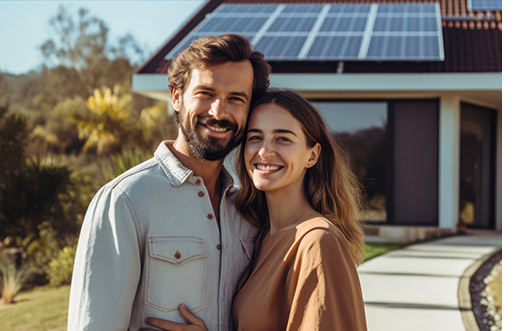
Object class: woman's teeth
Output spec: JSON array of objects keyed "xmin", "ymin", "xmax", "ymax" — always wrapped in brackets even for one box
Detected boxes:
[{"xmin": 256, "ymin": 164, "xmax": 282, "ymax": 171}]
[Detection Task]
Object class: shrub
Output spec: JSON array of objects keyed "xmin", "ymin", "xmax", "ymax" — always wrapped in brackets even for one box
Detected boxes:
[
  {"xmin": 46, "ymin": 245, "xmax": 76, "ymax": 287},
  {"xmin": 0, "ymin": 255, "xmax": 32, "ymax": 304}
]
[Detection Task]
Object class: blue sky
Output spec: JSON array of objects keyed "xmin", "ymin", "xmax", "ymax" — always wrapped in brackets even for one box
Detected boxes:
[{"xmin": 0, "ymin": 0, "xmax": 206, "ymax": 74}]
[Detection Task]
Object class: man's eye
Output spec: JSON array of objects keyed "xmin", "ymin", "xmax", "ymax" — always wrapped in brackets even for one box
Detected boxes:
[
  {"xmin": 198, "ymin": 91, "xmax": 212, "ymax": 97},
  {"xmin": 230, "ymin": 96, "xmax": 245, "ymax": 103}
]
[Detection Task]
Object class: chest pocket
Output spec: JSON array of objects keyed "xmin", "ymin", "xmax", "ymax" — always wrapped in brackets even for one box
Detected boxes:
[{"xmin": 145, "ymin": 237, "xmax": 206, "ymax": 313}]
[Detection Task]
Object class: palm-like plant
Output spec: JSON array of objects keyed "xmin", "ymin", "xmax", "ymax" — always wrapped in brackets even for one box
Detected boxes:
[
  {"xmin": 0, "ymin": 257, "xmax": 31, "ymax": 304},
  {"xmin": 71, "ymin": 85, "xmax": 132, "ymax": 155}
]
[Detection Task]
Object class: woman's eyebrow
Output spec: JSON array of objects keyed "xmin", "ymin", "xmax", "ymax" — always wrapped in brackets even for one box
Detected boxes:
[
  {"xmin": 274, "ymin": 129, "xmax": 297, "ymax": 136},
  {"xmin": 247, "ymin": 128, "xmax": 297, "ymax": 136}
]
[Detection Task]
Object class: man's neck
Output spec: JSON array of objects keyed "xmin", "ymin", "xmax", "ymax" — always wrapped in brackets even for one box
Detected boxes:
[{"xmin": 168, "ymin": 140, "xmax": 224, "ymax": 191}]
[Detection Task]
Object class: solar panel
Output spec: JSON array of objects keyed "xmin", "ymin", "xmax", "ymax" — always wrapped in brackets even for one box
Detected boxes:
[
  {"xmin": 165, "ymin": 3, "xmax": 444, "ymax": 62},
  {"xmin": 307, "ymin": 36, "xmax": 364, "ymax": 59},
  {"xmin": 468, "ymin": 0, "xmax": 502, "ymax": 11}
]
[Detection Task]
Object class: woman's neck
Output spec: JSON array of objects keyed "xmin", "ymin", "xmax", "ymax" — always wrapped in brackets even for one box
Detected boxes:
[{"xmin": 265, "ymin": 180, "xmax": 320, "ymax": 235}]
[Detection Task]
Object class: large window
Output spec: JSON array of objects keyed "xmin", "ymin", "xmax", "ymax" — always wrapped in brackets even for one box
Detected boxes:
[{"xmin": 314, "ymin": 102, "xmax": 388, "ymax": 223}]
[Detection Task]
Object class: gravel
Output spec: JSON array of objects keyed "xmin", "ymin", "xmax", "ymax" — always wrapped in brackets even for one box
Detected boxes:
[{"xmin": 469, "ymin": 250, "xmax": 502, "ymax": 331}]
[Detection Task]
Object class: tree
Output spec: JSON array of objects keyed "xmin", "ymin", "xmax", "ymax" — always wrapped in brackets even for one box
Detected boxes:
[{"xmin": 40, "ymin": 5, "xmax": 146, "ymax": 93}]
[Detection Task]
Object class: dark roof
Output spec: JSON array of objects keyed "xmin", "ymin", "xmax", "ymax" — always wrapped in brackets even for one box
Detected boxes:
[{"xmin": 137, "ymin": 0, "xmax": 501, "ymax": 75}]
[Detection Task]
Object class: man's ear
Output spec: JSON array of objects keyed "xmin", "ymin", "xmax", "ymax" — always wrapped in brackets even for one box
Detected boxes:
[
  {"xmin": 306, "ymin": 143, "xmax": 321, "ymax": 168},
  {"xmin": 171, "ymin": 88, "xmax": 180, "ymax": 112}
]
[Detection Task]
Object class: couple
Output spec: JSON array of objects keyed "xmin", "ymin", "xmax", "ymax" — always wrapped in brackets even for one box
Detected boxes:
[{"xmin": 68, "ymin": 34, "xmax": 367, "ymax": 331}]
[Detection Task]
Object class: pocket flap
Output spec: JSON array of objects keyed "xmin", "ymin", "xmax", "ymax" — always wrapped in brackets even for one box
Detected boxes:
[{"xmin": 149, "ymin": 237, "xmax": 205, "ymax": 265}]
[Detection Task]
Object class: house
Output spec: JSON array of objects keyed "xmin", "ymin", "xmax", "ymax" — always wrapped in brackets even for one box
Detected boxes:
[{"xmin": 132, "ymin": 0, "xmax": 502, "ymax": 241}]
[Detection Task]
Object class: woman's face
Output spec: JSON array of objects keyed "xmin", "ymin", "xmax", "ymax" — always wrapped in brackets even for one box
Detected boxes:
[{"xmin": 244, "ymin": 103, "xmax": 320, "ymax": 193}]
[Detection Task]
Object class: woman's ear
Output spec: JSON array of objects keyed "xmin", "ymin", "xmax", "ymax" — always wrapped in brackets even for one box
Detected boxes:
[{"xmin": 306, "ymin": 143, "xmax": 321, "ymax": 168}]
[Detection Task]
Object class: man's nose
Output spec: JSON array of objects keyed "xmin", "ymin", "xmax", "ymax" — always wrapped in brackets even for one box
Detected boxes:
[{"xmin": 209, "ymin": 98, "xmax": 228, "ymax": 119}]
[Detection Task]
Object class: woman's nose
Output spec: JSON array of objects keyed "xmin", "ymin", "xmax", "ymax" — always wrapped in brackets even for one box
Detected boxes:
[{"xmin": 258, "ymin": 141, "xmax": 275, "ymax": 159}]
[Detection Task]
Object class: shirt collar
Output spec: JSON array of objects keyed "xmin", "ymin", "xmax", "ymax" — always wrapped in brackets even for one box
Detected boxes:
[{"xmin": 154, "ymin": 141, "xmax": 235, "ymax": 192}]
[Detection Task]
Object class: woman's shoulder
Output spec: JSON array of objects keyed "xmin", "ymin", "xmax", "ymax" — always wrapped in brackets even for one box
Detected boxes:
[{"xmin": 293, "ymin": 217, "xmax": 347, "ymax": 249}]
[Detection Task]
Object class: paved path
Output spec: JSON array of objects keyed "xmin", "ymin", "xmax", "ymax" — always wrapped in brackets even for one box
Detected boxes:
[{"xmin": 359, "ymin": 232, "xmax": 502, "ymax": 331}]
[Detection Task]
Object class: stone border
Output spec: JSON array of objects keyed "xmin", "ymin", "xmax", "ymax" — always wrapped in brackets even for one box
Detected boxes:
[{"xmin": 457, "ymin": 247, "xmax": 502, "ymax": 331}]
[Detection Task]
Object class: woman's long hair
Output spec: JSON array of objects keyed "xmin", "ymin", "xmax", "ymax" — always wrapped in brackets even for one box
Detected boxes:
[{"xmin": 236, "ymin": 89, "xmax": 365, "ymax": 266}]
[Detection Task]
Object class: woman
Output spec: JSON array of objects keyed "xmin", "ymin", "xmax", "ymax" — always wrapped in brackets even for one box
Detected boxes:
[{"xmin": 143, "ymin": 89, "xmax": 367, "ymax": 330}]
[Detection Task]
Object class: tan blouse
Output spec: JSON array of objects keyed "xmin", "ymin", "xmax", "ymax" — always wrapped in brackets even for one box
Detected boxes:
[{"xmin": 232, "ymin": 218, "xmax": 367, "ymax": 331}]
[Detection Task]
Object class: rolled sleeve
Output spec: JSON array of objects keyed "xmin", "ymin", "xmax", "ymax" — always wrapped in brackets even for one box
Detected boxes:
[{"xmin": 68, "ymin": 186, "xmax": 142, "ymax": 331}]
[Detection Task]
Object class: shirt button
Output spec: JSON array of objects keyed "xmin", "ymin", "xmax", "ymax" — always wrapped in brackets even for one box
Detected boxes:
[
  {"xmin": 207, "ymin": 213, "xmax": 214, "ymax": 220},
  {"xmin": 216, "ymin": 244, "xmax": 221, "ymax": 250},
  {"xmin": 174, "ymin": 251, "xmax": 181, "ymax": 259},
  {"xmin": 195, "ymin": 179, "xmax": 201, "ymax": 185},
  {"xmin": 198, "ymin": 191, "xmax": 205, "ymax": 197}
]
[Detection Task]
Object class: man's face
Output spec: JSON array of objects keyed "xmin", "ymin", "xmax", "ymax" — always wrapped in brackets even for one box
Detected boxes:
[{"xmin": 172, "ymin": 61, "xmax": 254, "ymax": 161}]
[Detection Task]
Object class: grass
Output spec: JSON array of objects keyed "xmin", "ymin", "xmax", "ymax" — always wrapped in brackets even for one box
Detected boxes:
[
  {"xmin": 0, "ymin": 244, "xmax": 404, "ymax": 330},
  {"xmin": 0, "ymin": 285, "xmax": 69, "ymax": 331},
  {"xmin": 364, "ymin": 243, "xmax": 407, "ymax": 261}
]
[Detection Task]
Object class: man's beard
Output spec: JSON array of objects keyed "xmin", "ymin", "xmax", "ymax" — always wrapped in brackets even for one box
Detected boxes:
[{"xmin": 178, "ymin": 103, "xmax": 242, "ymax": 161}]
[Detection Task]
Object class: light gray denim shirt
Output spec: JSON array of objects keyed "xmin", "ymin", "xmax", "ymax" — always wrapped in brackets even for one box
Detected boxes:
[{"xmin": 68, "ymin": 141, "xmax": 258, "ymax": 331}]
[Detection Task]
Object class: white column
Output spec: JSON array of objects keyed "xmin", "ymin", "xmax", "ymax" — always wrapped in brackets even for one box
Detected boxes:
[
  {"xmin": 439, "ymin": 95, "xmax": 460, "ymax": 231},
  {"xmin": 496, "ymin": 109, "xmax": 502, "ymax": 231}
]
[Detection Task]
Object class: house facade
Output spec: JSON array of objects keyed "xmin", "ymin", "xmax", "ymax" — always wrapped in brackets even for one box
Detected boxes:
[{"xmin": 132, "ymin": 0, "xmax": 502, "ymax": 239}]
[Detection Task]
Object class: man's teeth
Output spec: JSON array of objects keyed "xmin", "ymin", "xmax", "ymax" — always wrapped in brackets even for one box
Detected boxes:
[
  {"xmin": 256, "ymin": 164, "xmax": 281, "ymax": 171},
  {"xmin": 206, "ymin": 124, "xmax": 228, "ymax": 132}
]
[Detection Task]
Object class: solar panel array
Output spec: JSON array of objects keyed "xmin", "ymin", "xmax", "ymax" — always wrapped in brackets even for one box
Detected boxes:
[
  {"xmin": 166, "ymin": 3, "xmax": 444, "ymax": 61},
  {"xmin": 468, "ymin": 0, "xmax": 502, "ymax": 11}
]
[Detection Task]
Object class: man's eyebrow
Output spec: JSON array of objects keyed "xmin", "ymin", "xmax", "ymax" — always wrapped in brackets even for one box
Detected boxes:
[{"xmin": 193, "ymin": 85, "xmax": 215, "ymax": 91}]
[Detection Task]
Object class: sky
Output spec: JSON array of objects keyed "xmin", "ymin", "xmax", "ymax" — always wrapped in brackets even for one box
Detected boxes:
[{"xmin": 0, "ymin": 0, "xmax": 206, "ymax": 74}]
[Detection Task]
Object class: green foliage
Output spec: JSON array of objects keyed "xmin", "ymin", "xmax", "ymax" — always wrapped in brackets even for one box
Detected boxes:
[
  {"xmin": 31, "ymin": 96, "xmax": 87, "ymax": 155},
  {"xmin": 104, "ymin": 148, "xmax": 151, "ymax": 181},
  {"xmin": 71, "ymin": 85, "xmax": 136, "ymax": 155},
  {"xmin": 46, "ymin": 245, "xmax": 76, "ymax": 287},
  {"xmin": 0, "ymin": 105, "xmax": 82, "ymax": 247}
]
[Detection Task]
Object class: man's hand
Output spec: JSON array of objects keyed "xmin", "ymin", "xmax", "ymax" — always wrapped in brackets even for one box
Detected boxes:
[{"xmin": 139, "ymin": 304, "xmax": 208, "ymax": 331}]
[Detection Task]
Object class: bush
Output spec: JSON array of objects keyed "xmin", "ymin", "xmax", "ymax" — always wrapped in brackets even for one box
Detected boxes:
[
  {"xmin": 0, "ymin": 253, "xmax": 32, "ymax": 304},
  {"xmin": 46, "ymin": 245, "xmax": 76, "ymax": 287}
]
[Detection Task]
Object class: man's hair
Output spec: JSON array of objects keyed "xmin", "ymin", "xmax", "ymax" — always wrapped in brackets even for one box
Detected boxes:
[{"xmin": 167, "ymin": 34, "xmax": 271, "ymax": 103}]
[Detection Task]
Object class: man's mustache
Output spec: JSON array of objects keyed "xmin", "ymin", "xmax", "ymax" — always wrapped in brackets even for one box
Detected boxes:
[{"xmin": 197, "ymin": 116, "xmax": 237, "ymax": 132}]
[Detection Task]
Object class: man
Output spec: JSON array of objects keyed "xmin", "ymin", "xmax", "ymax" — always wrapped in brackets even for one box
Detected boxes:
[{"xmin": 68, "ymin": 34, "xmax": 271, "ymax": 331}]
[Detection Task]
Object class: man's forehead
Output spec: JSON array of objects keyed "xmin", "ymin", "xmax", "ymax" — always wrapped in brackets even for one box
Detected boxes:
[{"xmin": 189, "ymin": 61, "xmax": 253, "ymax": 83}]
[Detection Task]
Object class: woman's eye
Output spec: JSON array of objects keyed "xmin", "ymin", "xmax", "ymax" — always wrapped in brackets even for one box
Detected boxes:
[
  {"xmin": 247, "ymin": 135, "xmax": 262, "ymax": 142},
  {"xmin": 277, "ymin": 137, "xmax": 292, "ymax": 143}
]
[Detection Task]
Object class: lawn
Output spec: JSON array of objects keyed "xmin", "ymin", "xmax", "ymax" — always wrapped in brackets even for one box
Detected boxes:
[
  {"xmin": 0, "ymin": 243, "xmax": 402, "ymax": 329},
  {"xmin": 364, "ymin": 242, "xmax": 406, "ymax": 261},
  {"xmin": 0, "ymin": 285, "xmax": 69, "ymax": 331}
]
